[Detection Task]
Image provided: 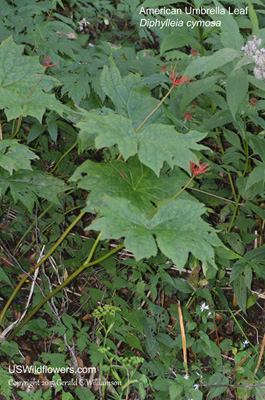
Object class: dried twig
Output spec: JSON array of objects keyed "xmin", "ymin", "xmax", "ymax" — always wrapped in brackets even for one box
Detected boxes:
[
  {"xmin": 178, "ymin": 301, "xmax": 188, "ymax": 375},
  {"xmin": 254, "ymin": 333, "xmax": 265, "ymax": 374},
  {"xmin": 187, "ymin": 186, "xmax": 245, "ymax": 206}
]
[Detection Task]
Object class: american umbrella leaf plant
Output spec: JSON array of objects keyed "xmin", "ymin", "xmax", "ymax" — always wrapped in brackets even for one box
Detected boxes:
[{"xmin": 0, "ymin": 1, "xmax": 264, "ymax": 400}]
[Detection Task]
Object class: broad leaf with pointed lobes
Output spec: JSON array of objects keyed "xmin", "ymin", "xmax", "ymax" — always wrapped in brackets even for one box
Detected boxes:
[
  {"xmin": 86, "ymin": 196, "xmax": 223, "ymax": 271},
  {"xmin": 0, "ymin": 140, "xmax": 37, "ymax": 174},
  {"xmin": 77, "ymin": 108, "xmax": 207, "ymax": 176},
  {"xmin": 69, "ymin": 157, "xmax": 190, "ymax": 214},
  {"xmin": 0, "ymin": 170, "xmax": 67, "ymax": 212},
  {"xmin": 0, "ymin": 36, "xmax": 69, "ymax": 122}
]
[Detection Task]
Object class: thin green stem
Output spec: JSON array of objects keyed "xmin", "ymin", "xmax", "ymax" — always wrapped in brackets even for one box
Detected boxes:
[
  {"xmin": 50, "ymin": 141, "xmax": 78, "ymax": 174},
  {"xmin": 228, "ymin": 308, "xmax": 258, "ymax": 354},
  {"xmin": 117, "ymin": 83, "xmax": 176, "ymax": 160},
  {"xmin": 135, "ymin": 85, "xmax": 175, "ymax": 133},
  {"xmin": 84, "ymin": 232, "xmax": 102, "ymax": 265},
  {"xmin": 0, "ymin": 211, "xmax": 85, "ymax": 327},
  {"xmin": 7, "ymin": 241, "xmax": 124, "ymax": 341},
  {"xmin": 226, "ymin": 195, "xmax": 241, "ymax": 235},
  {"xmin": 26, "ymin": 69, "xmax": 47, "ymax": 100},
  {"xmin": 146, "ymin": 175, "xmax": 195, "ymax": 219}
]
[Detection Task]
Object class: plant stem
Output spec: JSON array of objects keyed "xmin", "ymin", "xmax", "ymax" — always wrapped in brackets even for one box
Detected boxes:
[
  {"xmin": 187, "ymin": 187, "xmax": 245, "ymax": 206},
  {"xmin": 228, "ymin": 307, "xmax": 258, "ymax": 354},
  {"xmin": 50, "ymin": 141, "xmax": 78, "ymax": 174},
  {"xmin": 7, "ymin": 242, "xmax": 124, "ymax": 341},
  {"xmin": 146, "ymin": 175, "xmax": 195, "ymax": 218},
  {"xmin": 0, "ymin": 211, "xmax": 85, "ymax": 328},
  {"xmin": 117, "ymin": 83, "xmax": 175, "ymax": 160},
  {"xmin": 135, "ymin": 84, "xmax": 175, "ymax": 133}
]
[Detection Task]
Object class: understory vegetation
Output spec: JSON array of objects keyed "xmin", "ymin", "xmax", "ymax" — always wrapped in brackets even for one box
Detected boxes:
[{"xmin": 0, "ymin": 0, "xmax": 264, "ymax": 399}]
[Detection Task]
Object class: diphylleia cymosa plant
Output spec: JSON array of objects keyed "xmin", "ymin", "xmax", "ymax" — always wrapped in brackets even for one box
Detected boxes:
[{"xmin": 242, "ymin": 35, "xmax": 265, "ymax": 81}]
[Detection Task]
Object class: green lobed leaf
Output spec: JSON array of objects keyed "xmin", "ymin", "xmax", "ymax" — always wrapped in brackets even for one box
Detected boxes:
[
  {"xmin": 3, "ymin": 91, "xmax": 69, "ymax": 123},
  {"xmin": 100, "ymin": 57, "xmax": 165, "ymax": 129},
  {"xmin": 0, "ymin": 140, "xmax": 37, "ymax": 174},
  {"xmin": 61, "ymin": 73, "xmax": 91, "ymax": 105},
  {"xmin": 0, "ymin": 367, "xmax": 12, "ymax": 399},
  {"xmin": 77, "ymin": 112, "xmax": 207, "ymax": 175},
  {"xmin": 19, "ymin": 318, "xmax": 49, "ymax": 337},
  {"xmin": 69, "ymin": 157, "xmax": 189, "ymax": 213},
  {"xmin": 0, "ymin": 170, "xmax": 66, "ymax": 211},
  {"xmin": 0, "ymin": 36, "xmax": 69, "ymax": 122},
  {"xmin": 87, "ymin": 197, "xmax": 223, "ymax": 271},
  {"xmin": 136, "ymin": 126, "xmax": 207, "ymax": 175}
]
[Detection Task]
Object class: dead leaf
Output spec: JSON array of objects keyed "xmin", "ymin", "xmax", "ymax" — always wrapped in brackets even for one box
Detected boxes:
[
  {"xmin": 25, "ymin": 355, "xmax": 31, "ymax": 365},
  {"xmin": 77, "ymin": 356, "xmax": 84, "ymax": 369},
  {"xmin": 56, "ymin": 31, "xmax": 77, "ymax": 39}
]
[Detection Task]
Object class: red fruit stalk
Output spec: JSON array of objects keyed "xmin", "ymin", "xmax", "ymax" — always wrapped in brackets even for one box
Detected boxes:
[{"xmin": 190, "ymin": 160, "xmax": 209, "ymax": 176}]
